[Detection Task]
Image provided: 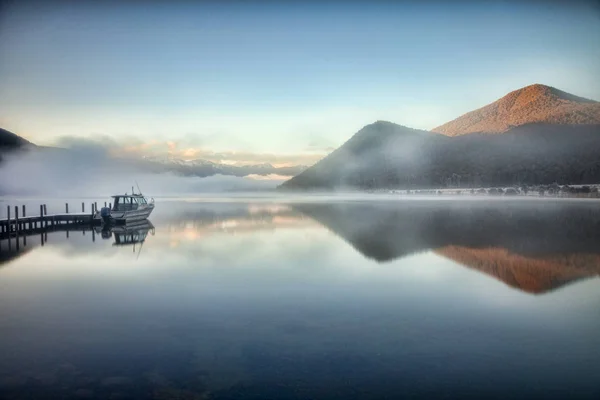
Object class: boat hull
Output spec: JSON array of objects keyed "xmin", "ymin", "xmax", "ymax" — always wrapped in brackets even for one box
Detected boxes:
[{"xmin": 98, "ymin": 204, "xmax": 154, "ymax": 224}]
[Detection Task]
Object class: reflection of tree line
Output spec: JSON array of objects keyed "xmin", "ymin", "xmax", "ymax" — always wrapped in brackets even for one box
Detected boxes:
[{"xmin": 292, "ymin": 200, "xmax": 600, "ymax": 294}]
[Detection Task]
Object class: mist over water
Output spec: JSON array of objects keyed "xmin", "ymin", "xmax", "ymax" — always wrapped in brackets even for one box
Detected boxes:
[
  {"xmin": 0, "ymin": 148, "xmax": 282, "ymax": 197},
  {"xmin": 1, "ymin": 197, "xmax": 599, "ymax": 400}
]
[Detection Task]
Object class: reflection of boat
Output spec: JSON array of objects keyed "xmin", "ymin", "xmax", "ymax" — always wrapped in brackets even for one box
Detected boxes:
[
  {"xmin": 97, "ymin": 220, "xmax": 155, "ymax": 246},
  {"xmin": 112, "ymin": 221, "xmax": 155, "ymax": 247},
  {"xmin": 96, "ymin": 190, "xmax": 155, "ymax": 224}
]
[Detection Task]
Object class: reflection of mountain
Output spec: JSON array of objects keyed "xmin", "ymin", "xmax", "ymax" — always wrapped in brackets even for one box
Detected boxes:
[
  {"xmin": 292, "ymin": 200, "xmax": 600, "ymax": 293},
  {"xmin": 436, "ymin": 246, "xmax": 600, "ymax": 294}
]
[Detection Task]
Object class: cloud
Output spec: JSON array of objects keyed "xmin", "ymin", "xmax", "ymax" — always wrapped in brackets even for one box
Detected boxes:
[
  {"xmin": 245, "ymin": 174, "xmax": 293, "ymax": 181},
  {"xmin": 52, "ymin": 134, "xmax": 325, "ymax": 167},
  {"xmin": 0, "ymin": 147, "xmax": 281, "ymax": 197},
  {"xmin": 54, "ymin": 135, "xmax": 120, "ymax": 157}
]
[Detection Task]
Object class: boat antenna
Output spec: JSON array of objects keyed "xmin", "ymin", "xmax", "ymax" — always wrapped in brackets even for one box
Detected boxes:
[{"xmin": 135, "ymin": 180, "xmax": 142, "ymax": 196}]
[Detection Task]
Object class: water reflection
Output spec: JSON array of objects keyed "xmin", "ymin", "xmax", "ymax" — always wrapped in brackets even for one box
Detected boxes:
[
  {"xmin": 2, "ymin": 199, "xmax": 598, "ymax": 294},
  {"xmin": 0, "ymin": 199, "xmax": 599, "ymax": 399},
  {"xmin": 0, "ymin": 220, "xmax": 155, "ymax": 263},
  {"xmin": 292, "ymin": 200, "xmax": 600, "ymax": 294}
]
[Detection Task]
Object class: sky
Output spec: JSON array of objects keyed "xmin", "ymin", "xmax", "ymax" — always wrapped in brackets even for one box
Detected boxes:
[{"xmin": 1, "ymin": 0, "xmax": 599, "ymax": 166}]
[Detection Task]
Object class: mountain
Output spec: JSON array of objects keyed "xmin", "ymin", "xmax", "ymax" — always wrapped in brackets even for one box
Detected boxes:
[
  {"xmin": 291, "ymin": 200, "xmax": 600, "ymax": 294},
  {"xmin": 0, "ymin": 128, "xmax": 33, "ymax": 150},
  {"xmin": 432, "ymin": 84, "xmax": 600, "ymax": 136},
  {"xmin": 138, "ymin": 157, "xmax": 306, "ymax": 178},
  {"xmin": 280, "ymin": 121, "xmax": 450, "ymax": 190},
  {"xmin": 0, "ymin": 129, "xmax": 307, "ymax": 180},
  {"xmin": 280, "ymin": 85, "xmax": 600, "ymax": 190}
]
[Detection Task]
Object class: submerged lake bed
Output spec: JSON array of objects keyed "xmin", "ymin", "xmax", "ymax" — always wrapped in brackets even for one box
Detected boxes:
[{"xmin": 0, "ymin": 196, "xmax": 599, "ymax": 399}]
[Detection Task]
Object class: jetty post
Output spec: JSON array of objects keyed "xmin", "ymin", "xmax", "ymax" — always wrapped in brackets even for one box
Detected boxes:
[
  {"xmin": 7, "ymin": 206, "xmax": 10, "ymax": 233},
  {"xmin": 82, "ymin": 202, "xmax": 85, "ymax": 213},
  {"xmin": 66, "ymin": 203, "xmax": 69, "ymax": 214},
  {"xmin": 14, "ymin": 206, "xmax": 19, "ymax": 234}
]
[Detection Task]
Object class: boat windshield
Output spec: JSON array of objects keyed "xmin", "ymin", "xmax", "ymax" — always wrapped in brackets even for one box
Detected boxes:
[{"xmin": 113, "ymin": 196, "xmax": 146, "ymax": 211}]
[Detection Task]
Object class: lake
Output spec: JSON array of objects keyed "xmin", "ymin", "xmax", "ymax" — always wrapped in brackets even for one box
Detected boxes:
[{"xmin": 0, "ymin": 196, "xmax": 599, "ymax": 399}]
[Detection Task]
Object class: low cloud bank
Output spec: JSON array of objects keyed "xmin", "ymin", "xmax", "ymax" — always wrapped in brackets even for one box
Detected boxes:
[{"xmin": 0, "ymin": 148, "xmax": 283, "ymax": 197}]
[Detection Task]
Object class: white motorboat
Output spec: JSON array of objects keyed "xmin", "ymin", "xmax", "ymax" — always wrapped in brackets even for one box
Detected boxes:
[{"xmin": 97, "ymin": 190, "xmax": 155, "ymax": 224}]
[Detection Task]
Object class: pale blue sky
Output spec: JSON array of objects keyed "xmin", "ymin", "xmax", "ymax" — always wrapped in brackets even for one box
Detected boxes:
[{"xmin": 1, "ymin": 1, "xmax": 599, "ymax": 164}]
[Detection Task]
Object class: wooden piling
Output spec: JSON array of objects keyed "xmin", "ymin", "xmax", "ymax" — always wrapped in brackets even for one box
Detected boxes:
[
  {"xmin": 66, "ymin": 203, "xmax": 69, "ymax": 214},
  {"xmin": 7, "ymin": 206, "xmax": 11, "ymax": 233},
  {"xmin": 82, "ymin": 202, "xmax": 85, "ymax": 213},
  {"xmin": 22, "ymin": 205, "xmax": 26, "ymax": 217},
  {"xmin": 15, "ymin": 206, "xmax": 19, "ymax": 233}
]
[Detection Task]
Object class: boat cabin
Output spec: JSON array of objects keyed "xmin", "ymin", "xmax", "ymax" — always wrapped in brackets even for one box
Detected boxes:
[{"xmin": 111, "ymin": 194, "xmax": 149, "ymax": 212}]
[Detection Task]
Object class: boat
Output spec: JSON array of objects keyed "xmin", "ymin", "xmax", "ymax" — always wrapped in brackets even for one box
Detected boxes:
[{"xmin": 97, "ymin": 188, "xmax": 155, "ymax": 224}]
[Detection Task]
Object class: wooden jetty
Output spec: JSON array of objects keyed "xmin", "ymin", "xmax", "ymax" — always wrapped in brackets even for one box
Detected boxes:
[{"xmin": 0, "ymin": 202, "xmax": 109, "ymax": 239}]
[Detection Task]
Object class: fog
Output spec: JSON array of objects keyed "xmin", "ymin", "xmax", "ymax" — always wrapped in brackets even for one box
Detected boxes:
[
  {"xmin": 0, "ymin": 148, "xmax": 282, "ymax": 197},
  {"xmin": 281, "ymin": 122, "xmax": 600, "ymax": 190}
]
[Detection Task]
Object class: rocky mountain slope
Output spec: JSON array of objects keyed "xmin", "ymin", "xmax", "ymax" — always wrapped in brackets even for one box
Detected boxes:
[{"xmin": 432, "ymin": 84, "xmax": 600, "ymax": 136}]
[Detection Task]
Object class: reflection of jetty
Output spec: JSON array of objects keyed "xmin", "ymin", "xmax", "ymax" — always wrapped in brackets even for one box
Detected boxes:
[
  {"xmin": 0, "ymin": 202, "xmax": 106, "ymax": 238},
  {"xmin": 0, "ymin": 218, "xmax": 155, "ymax": 265}
]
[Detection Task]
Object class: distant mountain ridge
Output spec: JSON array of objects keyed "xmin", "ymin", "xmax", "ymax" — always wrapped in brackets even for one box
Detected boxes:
[
  {"xmin": 281, "ymin": 84, "xmax": 600, "ymax": 190},
  {"xmin": 139, "ymin": 156, "xmax": 306, "ymax": 178},
  {"xmin": 0, "ymin": 128, "xmax": 306, "ymax": 180},
  {"xmin": 433, "ymin": 84, "xmax": 600, "ymax": 136}
]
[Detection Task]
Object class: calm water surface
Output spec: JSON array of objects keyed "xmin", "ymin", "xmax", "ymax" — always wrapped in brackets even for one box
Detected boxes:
[{"xmin": 0, "ymin": 197, "xmax": 599, "ymax": 399}]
